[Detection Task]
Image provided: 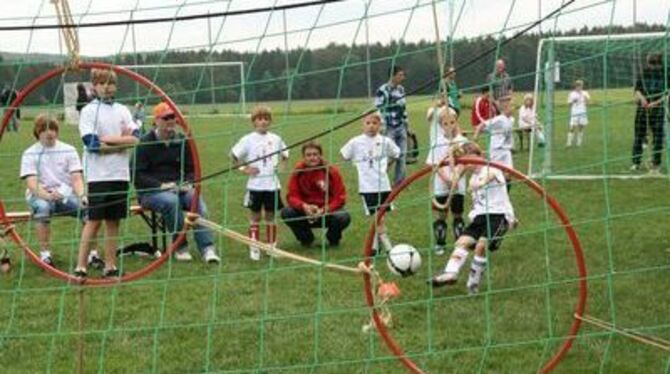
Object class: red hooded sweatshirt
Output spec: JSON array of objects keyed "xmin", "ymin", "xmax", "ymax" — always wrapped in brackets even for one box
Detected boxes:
[{"xmin": 286, "ymin": 160, "xmax": 347, "ymax": 213}]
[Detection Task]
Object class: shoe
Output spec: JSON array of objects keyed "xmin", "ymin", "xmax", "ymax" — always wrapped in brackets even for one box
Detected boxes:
[
  {"xmin": 41, "ymin": 255, "xmax": 54, "ymax": 267},
  {"xmin": 174, "ymin": 248, "xmax": 193, "ymax": 261},
  {"xmin": 429, "ymin": 272, "xmax": 458, "ymax": 288},
  {"xmin": 249, "ymin": 246, "xmax": 261, "ymax": 261},
  {"xmin": 103, "ymin": 268, "xmax": 122, "ymax": 278},
  {"xmin": 88, "ymin": 254, "xmax": 105, "ymax": 270},
  {"xmin": 202, "ymin": 247, "xmax": 220, "ymax": 264},
  {"xmin": 434, "ymin": 245, "xmax": 445, "ymax": 256},
  {"xmin": 467, "ymin": 282, "xmax": 480, "ymax": 295},
  {"xmin": 453, "ymin": 219, "xmax": 465, "ymax": 239},
  {"xmin": 73, "ymin": 268, "xmax": 87, "ymax": 278}
]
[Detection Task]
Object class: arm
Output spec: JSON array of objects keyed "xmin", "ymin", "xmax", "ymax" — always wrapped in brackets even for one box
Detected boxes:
[
  {"xmin": 25, "ymin": 176, "xmax": 56, "ymax": 201},
  {"xmin": 470, "ymin": 167, "xmax": 498, "ymax": 191},
  {"xmin": 70, "ymin": 172, "xmax": 85, "ymax": 198},
  {"xmin": 326, "ymin": 167, "xmax": 347, "ymax": 212},
  {"xmin": 286, "ymin": 172, "xmax": 307, "ymax": 211}
]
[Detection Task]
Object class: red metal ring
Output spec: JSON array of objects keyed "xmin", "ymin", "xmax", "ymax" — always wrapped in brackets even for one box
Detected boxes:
[
  {"xmin": 362, "ymin": 157, "xmax": 587, "ymax": 373},
  {"xmin": 0, "ymin": 61, "xmax": 202, "ymax": 286}
]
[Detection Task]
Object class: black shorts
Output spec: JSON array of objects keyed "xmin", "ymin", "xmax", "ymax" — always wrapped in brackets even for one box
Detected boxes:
[
  {"xmin": 244, "ymin": 190, "xmax": 284, "ymax": 213},
  {"xmin": 433, "ymin": 193, "xmax": 464, "ymax": 215},
  {"xmin": 462, "ymin": 214, "xmax": 508, "ymax": 251},
  {"xmin": 87, "ymin": 181, "xmax": 129, "ymax": 221},
  {"xmin": 360, "ymin": 192, "xmax": 393, "ymax": 216}
]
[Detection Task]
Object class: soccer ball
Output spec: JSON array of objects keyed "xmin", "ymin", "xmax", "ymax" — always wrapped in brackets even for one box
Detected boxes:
[{"xmin": 387, "ymin": 244, "xmax": 421, "ymax": 277}]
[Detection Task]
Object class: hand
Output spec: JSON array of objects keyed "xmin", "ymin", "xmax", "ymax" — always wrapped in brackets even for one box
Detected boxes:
[
  {"xmin": 240, "ymin": 166, "xmax": 260, "ymax": 176},
  {"xmin": 639, "ymin": 98, "xmax": 649, "ymax": 108},
  {"xmin": 45, "ymin": 190, "xmax": 63, "ymax": 201},
  {"xmin": 160, "ymin": 182, "xmax": 177, "ymax": 191}
]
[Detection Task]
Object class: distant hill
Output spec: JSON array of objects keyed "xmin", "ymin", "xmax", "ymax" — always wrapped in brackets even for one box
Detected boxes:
[{"xmin": 0, "ymin": 51, "xmax": 67, "ymax": 63}]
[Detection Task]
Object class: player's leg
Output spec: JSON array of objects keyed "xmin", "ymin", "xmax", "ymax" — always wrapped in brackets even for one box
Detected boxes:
[
  {"xmin": 649, "ymin": 110, "xmax": 664, "ymax": 172},
  {"xmin": 567, "ymin": 120, "xmax": 575, "ymax": 147},
  {"xmin": 76, "ymin": 219, "xmax": 101, "ymax": 276},
  {"xmin": 432, "ymin": 201, "xmax": 448, "ymax": 256},
  {"xmin": 102, "ymin": 219, "xmax": 120, "ymax": 276},
  {"xmin": 243, "ymin": 191, "xmax": 263, "ymax": 260},
  {"xmin": 430, "ymin": 233, "xmax": 476, "ymax": 287},
  {"xmin": 263, "ymin": 190, "xmax": 284, "ymax": 247},
  {"xmin": 631, "ymin": 108, "xmax": 646, "ymax": 170},
  {"xmin": 450, "ymin": 193, "xmax": 466, "ymax": 240},
  {"xmin": 576, "ymin": 120, "xmax": 586, "ymax": 146},
  {"xmin": 466, "ymin": 215, "xmax": 508, "ymax": 294},
  {"xmin": 29, "ymin": 197, "xmax": 54, "ymax": 265}
]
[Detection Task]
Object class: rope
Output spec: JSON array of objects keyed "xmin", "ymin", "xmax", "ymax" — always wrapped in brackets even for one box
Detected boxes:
[{"xmin": 51, "ymin": 0, "xmax": 80, "ymax": 67}]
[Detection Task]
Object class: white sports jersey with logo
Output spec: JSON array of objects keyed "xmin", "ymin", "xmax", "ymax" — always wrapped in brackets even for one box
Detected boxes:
[
  {"xmin": 468, "ymin": 166, "xmax": 515, "ymax": 224},
  {"xmin": 231, "ymin": 131, "xmax": 288, "ymax": 191},
  {"xmin": 568, "ymin": 90, "xmax": 590, "ymax": 116},
  {"xmin": 79, "ymin": 99, "xmax": 138, "ymax": 182},
  {"xmin": 20, "ymin": 140, "xmax": 83, "ymax": 199},
  {"xmin": 340, "ymin": 133, "xmax": 400, "ymax": 193},
  {"xmin": 481, "ymin": 114, "xmax": 514, "ymax": 168},
  {"xmin": 425, "ymin": 134, "xmax": 468, "ymax": 195}
]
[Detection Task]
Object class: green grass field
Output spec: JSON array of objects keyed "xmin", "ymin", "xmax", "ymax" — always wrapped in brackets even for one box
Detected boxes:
[{"xmin": 0, "ymin": 90, "xmax": 668, "ymax": 373}]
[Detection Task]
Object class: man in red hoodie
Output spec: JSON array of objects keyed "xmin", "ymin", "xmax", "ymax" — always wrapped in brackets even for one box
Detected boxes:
[
  {"xmin": 470, "ymin": 86, "xmax": 497, "ymax": 130},
  {"xmin": 281, "ymin": 141, "xmax": 351, "ymax": 247}
]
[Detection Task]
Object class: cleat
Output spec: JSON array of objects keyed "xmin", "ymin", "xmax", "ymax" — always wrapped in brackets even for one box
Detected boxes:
[{"xmin": 429, "ymin": 272, "xmax": 458, "ymax": 288}]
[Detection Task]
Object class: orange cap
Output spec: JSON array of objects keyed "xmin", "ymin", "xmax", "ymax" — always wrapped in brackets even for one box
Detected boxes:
[{"xmin": 153, "ymin": 102, "xmax": 175, "ymax": 119}]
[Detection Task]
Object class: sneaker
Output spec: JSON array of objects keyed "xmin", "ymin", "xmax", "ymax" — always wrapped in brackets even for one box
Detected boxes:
[
  {"xmin": 174, "ymin": 248, "xmax": 193, "ymax": 261},
  {"xmin": 249, "ymin": 246, "xmax": 261, "ymax": 261},
  {"xmin": 202, "ymin": 247, "xmax": 220, "ymax": 264},
  {"xmin": 434, "ymin": 245, "xmax": 445, "ymax": 256},
  {"xmin": 88, "ymin": 254, "xmax": 105, "ymax": 270},
  {"xmin": 429, "ymin": 272, "xmax": 458, "ymax": 288},
  {"xmin": 41, "ymin": 255, "xmax": 54, "ymax": 267}
]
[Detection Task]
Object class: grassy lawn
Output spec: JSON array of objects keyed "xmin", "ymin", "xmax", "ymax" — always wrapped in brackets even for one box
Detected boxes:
[{"xmin": 0, "ymin": 89, "xmax": 668, "ymax": 373}]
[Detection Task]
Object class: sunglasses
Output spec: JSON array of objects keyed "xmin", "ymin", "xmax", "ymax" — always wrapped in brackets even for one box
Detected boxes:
[{"xmin": 161, "ymin": 113, "xmax": 176, "ymax": 121}]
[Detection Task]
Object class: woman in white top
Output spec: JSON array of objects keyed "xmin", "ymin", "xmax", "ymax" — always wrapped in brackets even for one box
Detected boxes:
[
  {"xmin": 566, "ymin": 79, "xmax": 591, "ymax": 147},
  {"xmin": 517, "ymin": 94, "xmax": 546, "ymax": 150}
]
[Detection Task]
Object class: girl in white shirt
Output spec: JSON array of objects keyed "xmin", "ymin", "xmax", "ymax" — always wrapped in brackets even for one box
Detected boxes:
[{"xmin": 567, "ymin": 79, "xmax": 591, "ymax": 147}]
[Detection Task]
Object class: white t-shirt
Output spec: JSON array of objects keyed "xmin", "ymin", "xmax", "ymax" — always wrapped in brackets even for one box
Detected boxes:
[
  {"xmin": 426, "ymin": 105, "xmax": 447, "ymax": 149},
  {"xmin": 468, "ymin": 166, "xmax": 515, "ymax": 224},
  {"xmin": 481, "ymin": 114, "xmax": 514, "ymax": 151},
  {"xmin": 340, "ymin": 133, "xmax": 400, "ymax": 193},
  {"xmin": 518, "ymin": 105, "xmax": 538, "ymax": 129},
  {"xmin": 79, "ymin": 99, "xmax": 138, "ymax": 182},
  {"xmin": 231, "ymin": 131, "xmax": 288, "ymax": 191},
  {"xmin": 568, "ymin": 90, "xmax": 590, "ymax": 116},
  {"xmin": 425, "ymin": 134, "xmax": 468, "ymax": 195},
  {"xmin": 20, "ymin": 140, "xmax": 82, "ymax": 199}
]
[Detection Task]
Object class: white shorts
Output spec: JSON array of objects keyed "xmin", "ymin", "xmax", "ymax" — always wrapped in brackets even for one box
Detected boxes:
[
  {"xmin": 570, "ymin": 113, "xmax": 588, "ymax": 127},
  {"xmin": 489, "ymin": 150, "xmax": 513, "ymax": 169}
]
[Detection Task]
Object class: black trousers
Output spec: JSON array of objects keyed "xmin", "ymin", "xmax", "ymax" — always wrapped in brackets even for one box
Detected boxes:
[
  {"xmin": 280, "ymin": 207, "xmax": 351, "ymax": 245},
  {"xmin": 632, "ymin": 107, "xmax": 665, "ymax": 167}
]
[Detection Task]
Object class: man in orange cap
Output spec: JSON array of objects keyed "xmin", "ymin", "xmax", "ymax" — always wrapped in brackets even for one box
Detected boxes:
[{"xmin": 132, "ymin": 102, "xmax": 221, "ymax": 263}]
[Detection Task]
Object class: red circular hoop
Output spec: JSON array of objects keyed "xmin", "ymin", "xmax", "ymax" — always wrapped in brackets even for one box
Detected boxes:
[
  {"xmin": 362, "ymin": 157, "xmax": 587, "ymax": 373},
  {"xmin": 0, "ymin": 61, "xmax": 202, "ymax": 286}
]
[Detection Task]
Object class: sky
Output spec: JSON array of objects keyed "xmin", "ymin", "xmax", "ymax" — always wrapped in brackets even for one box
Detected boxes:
[{"xmin": 0, "ymin": 0, "xmax": 667, "ymax": 57}]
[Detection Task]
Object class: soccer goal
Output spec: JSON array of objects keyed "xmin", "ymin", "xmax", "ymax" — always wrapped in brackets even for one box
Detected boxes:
[
  {"xmin": 529, "ymin": 32, "xmax": 669, "ymax": 180},
  {"xmin": 121, "ymin": 61, "xmax": 247, "ymax": 119}
]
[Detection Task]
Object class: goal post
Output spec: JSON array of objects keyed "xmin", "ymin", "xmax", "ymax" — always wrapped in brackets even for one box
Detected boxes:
[{"xmin": 529, "ymin": 32, "xmax": 669, "ymax": 179}]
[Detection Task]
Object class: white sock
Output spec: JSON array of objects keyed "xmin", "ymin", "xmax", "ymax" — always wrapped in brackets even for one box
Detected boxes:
[
  {"xmin": 536, "ymin": 130, "xmax": 546, "ymax": 144},
  {"xmin": 372, "ymin": 235, "xmax": 379, "ymax": 253},
  {"xmin": 577, "ymin": 132, "xmax": 583, "ymax": 146},
  {"xmin": 444, "ymin": 247, "xmax": 469, "ymax": 275},
  {"xmin": 378, "ymin": 233, "xmax": 393, "ymax": 252},
  {"xmin": 40, "ymin": 249, "xmax": 51, "ymax": 259},
  {"xmin": 88, "ymin": 250, "xmax": 99, "ymax": 260},
  {"xmin": 467, "ymin": 255, "xmax": 487, "ymax": 288},
  {"xmin": 567, "ymin": 132, "xmax": 574, "ymax": 146}
]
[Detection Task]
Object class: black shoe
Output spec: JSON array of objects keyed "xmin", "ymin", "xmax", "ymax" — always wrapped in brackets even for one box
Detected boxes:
[
  {"xmin": 103, "ymin": 268, "xmax": 122, "ymax": 278},
  {"xmin": 41, "ymin": 256, "xmax": 55, "ymax": 267},
  {"xmin": 88, "ymin": 255, "xmax": 105, "ymax": 271},
  {"xmin": 73, "ymin": 268, "xmax": 88, "ymax": 278}
]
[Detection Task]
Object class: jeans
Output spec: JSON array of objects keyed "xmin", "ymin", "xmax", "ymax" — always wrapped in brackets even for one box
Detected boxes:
[
  {"xmin": 28, "ymin": 194, "xmax": 84, "ymax": 223},
  {"xmin": 139, "ymin": 189, "xmax": 215, "ymax": 253},
  {"xmin": 385, "ymin": 126, "xmax": 408, "ymax": 185},
  {"xmin": 632, "ymin": 107, "xmax": 665, "ymax": 167},
  {"xmin": 280, "ymin": 207, "xmax": 351, "ymax": 246}
]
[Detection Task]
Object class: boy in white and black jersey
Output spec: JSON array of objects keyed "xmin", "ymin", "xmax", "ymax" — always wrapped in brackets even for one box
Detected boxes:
[
  {"xmin": 475, "ymin": 96, "xmax": 514, "ymax": 190},
  {"xmin": 75, "ymin": 68, "xmax": 140, "ymax": 278},
  {"xmin": 425, "ymin": 107, "xmax": 468, "ymax": 255},
  {"xmin": 340, "ymin": 112, "xmax": 400, "ymax": 254},
  {"xmin": 231, "ymin": 105, "xmax": 288, "ymax": 261},
  {"xmin": 431, "ymin": 143, "xmax": 516, "ymax": 294}
]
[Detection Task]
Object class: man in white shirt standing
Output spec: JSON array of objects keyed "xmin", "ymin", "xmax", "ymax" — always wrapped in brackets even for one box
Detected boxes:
[{"xmin": 20, "ymin": 115, "xmax": 87, "ymax": 266}]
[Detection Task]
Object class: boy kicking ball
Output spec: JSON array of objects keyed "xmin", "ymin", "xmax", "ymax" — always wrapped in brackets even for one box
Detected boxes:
[
  {"xmin": 340, "ymin": 112, "xmax": 400, "ymax": 255},
  {"xmin": 430, "ymin": 143, "xmax": 517, "ymax": 294}
]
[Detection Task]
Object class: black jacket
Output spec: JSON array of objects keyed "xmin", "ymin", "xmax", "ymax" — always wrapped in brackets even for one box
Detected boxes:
[{"xmin": 132, "ymin": 130, "xmax": 195, "ymax": 193}]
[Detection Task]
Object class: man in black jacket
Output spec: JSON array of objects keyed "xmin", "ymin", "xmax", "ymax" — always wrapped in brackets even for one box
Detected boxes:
[{"xmin": 133, "ymin": 102, "xmax": 220, "ymax": 263}]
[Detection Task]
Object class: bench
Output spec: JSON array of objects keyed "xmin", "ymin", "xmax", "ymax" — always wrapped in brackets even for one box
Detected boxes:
[{"xmin": 4, "ymin": 205, "xmax": 169, "ymax": 253}]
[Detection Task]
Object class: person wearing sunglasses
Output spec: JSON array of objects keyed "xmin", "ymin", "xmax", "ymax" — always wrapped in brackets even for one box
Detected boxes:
[{"xmin": 132, "ymin": 102, "xmax": 220, "ymax": 264}]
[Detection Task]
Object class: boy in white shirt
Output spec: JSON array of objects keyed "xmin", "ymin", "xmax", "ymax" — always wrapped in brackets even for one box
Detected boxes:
[
  {"xmin": 567, "ymin": 79, "xmax": 590, "ymax": 147},
  {"xmin": 475, "ymin": 96, "xmax": 514, "ymax": 190},
  {"xmin": 75, "ymin": 68, "xmax": 140, "ymax": 278},
  {"xmin": 425, "ymin": 107, "xmax": 469, "ymax": 255},
  {"xmin": 340, "ymin": 112, "xmax": 400, "ymax": 254},
  {"xmin": 231, "ymin": 105, "xmax": 288, "ymax": 261},
  {"xmin": 517, "ymin": 93, "xmax": 546, "ymax": 150},
  {"xmin": 431, "ymin": 143, "xmax": 516, "ymax": 294},
  {"xmin": 20, "ymin": 115, "xmax": 87, "ymax": 266}
]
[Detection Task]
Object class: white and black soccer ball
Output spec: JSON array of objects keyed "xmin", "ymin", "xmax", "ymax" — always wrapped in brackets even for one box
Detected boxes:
[{"xmin": 387, "ymin": 244, "xmax": 422, "ymax": 277}]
